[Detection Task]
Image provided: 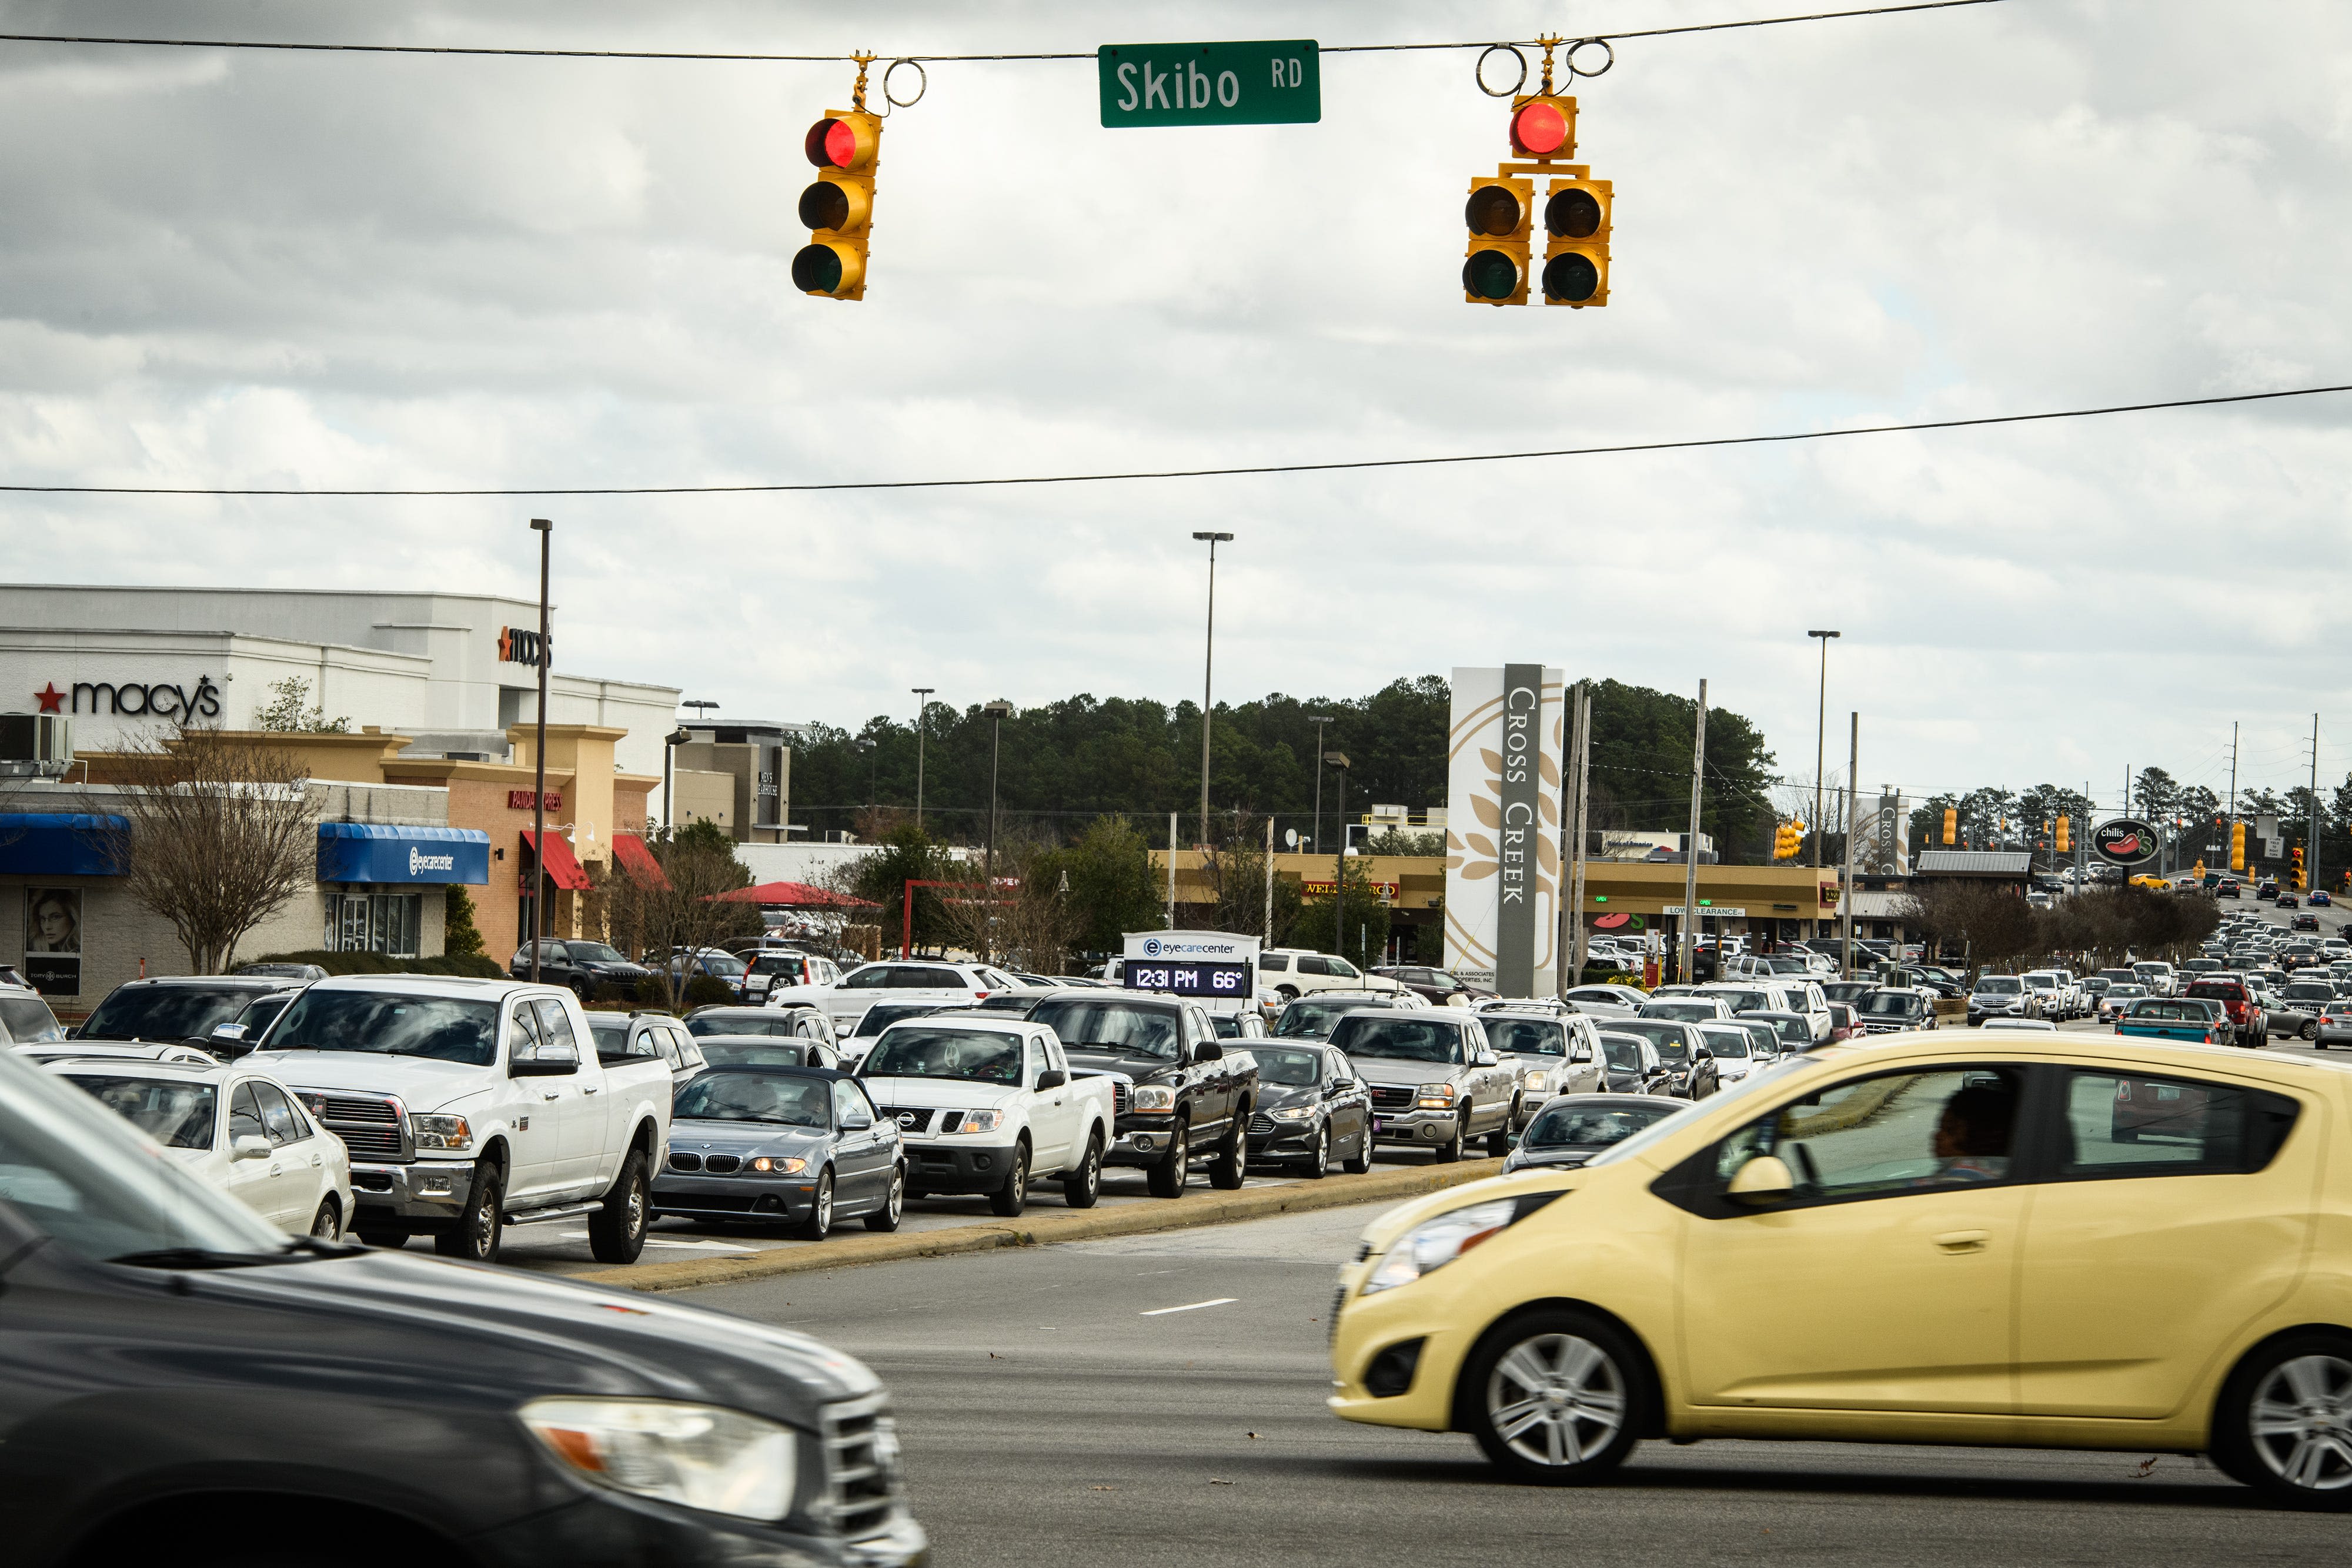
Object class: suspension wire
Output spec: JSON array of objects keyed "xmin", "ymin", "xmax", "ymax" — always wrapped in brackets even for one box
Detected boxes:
[
  {"xmin": 0, "ymin": 2, "xmax": 2012, "ymax": 65},
  {"xmin": 5, "ymin": 380, "xmax": 2342, "ymax": 499}
]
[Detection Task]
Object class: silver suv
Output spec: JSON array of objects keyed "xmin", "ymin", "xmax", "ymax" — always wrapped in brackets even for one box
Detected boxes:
[{"xmin": 1330, "ymin": 1008, "xmax": 1518, "ymax": 1162}]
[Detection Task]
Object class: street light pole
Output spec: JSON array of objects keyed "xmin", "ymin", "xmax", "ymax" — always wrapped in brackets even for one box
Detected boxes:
[
  {"xmin": 1308, "ymin": 714, "xmax": 1335, "ymax": 852},
  {"xmin": 911, "ymin": 687, "xmax": 935, "ymax": 833},
  {"xmin": 983, "ymin": 700, "xmax": 1013, "ymax": 962},
  {"xmin": 1192, "ymin": 531, "xmax": 1234, "ymax": 848},
  {"xmin": 529, "ymin": 518, "xmax": 553, "ymax": 983},
  {"xmin": 1807, "ymin": 630, "xmax": 1840, "ymax": 939},
  {"xmin": 1325, "ymin": 751, "xmax": 1351, "ymax": 958}
]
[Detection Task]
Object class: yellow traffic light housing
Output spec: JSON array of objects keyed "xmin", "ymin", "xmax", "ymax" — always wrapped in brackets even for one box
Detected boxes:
[
  {"xmin": 794, "ymin": 108, "xmax": 881, "ymax": 300},
  {"xmin": 1509, "ymin": 95, "xmax": 1578, "ymax": 161},
  {"xmin": 1541, "ymin": 176, "xmax": 1611, "ymax": 307},
  {"xmin": 2230, "ymin": 821, "xmax": 2247, "ymax": 872},
  {"xmin": 2293, "ymin": 847, "xmax": 2307, "ymax": 891},
  {"xmin": 1463, "ymin": 175, "xmax": 1532, "ymax": 306},
  {"xmin": 2053, "ymin": 816, "xmax": 2070, "ymax": 855},
  {"xmin": 1942, "ymin": 808, "xmax": 1957, "ymax": 846},
  {"xmin": 1773, "ymin": 820, "xmax": 1804, "ymax": 860}
]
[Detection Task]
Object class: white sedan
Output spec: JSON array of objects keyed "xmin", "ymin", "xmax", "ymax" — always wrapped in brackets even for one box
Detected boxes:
[{"xmin": 48, "ymin": 1058, "xmax": 354, "ymax": 1239}]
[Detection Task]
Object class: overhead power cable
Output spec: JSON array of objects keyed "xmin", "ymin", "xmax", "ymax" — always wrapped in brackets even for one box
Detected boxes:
[
  {"xmin": 0, "ymin": 2, "xmax": 2009, "ymax": 65},
  {"xmin": 6, "ymin": 380, "xmax": 2344, "ymax": 499}
]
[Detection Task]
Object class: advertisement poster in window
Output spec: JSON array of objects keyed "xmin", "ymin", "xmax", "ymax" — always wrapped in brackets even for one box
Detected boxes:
[{"xmin": 24, "ymin": 886, "xmax": 82, "ymax": 996}]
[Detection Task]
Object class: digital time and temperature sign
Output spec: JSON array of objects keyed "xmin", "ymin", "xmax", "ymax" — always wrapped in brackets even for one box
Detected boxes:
[{"xmin": 1123, "ymin": 959, "xmax": 1253, "ymax": 998}]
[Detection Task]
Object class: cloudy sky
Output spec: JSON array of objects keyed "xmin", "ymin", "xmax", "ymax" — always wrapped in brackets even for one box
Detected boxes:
[{"xmin": 2, "ymin": 0, "xmax": 2347, "ymax": 813}]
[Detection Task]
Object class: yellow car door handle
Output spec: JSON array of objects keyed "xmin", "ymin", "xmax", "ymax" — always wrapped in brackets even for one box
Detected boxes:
[{"xmin": 1935, "ymin": 1229, "xmax": 1990, "ymax": 1253}]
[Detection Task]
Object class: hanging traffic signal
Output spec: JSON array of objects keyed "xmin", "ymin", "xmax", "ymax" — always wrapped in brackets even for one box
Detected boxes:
[
  {"xmin": 1942, "ymin": 808, "xmax": 1957, "ymax": 845},
  {"xmin": 1510, "ymin": 95, "xmax": 1577, "ymax": 159},
  {"xmin": 793, "ymin": 108, "xmax": 881, "ymax": 300},
  {"xmin": 2054, "ymin": 816, "xmax": 2070, "ymax": 854},
  {"xmin": 1773, "ymin": 820, "xmax": 1804, "ymax": 860},
  {"xmin": 1541, "ymin": 176, "xmax": 1611, "ymax": 306},
  {"xmin": 2293, "ymin": 846, "xmax": 2307, "ymax": 891},
  {"xmin": 2230, "ymin": 820, "xmax": 2247, "ymax": 872},
  {"xmin": 1464, "ymin": 175, "xmax": 1532, "ymax": 305}
]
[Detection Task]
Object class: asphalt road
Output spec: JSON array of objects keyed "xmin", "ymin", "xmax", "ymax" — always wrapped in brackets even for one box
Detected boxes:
[{"xmin": 687, "ymin": 1201, "xmax": 2344, "ymax": 1568}]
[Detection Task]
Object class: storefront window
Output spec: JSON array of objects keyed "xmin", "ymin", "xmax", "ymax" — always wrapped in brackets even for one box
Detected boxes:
[{"xmin": 325, "ymin": 892, "xmax": 422, "ymax": 958}]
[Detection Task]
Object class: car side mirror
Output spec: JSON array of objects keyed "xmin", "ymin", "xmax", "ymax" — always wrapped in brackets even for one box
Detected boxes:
[
  {"xmin": 512, "ymin": 1053, "xmax": 580, "ymax": 1078},
  {"xmin": 210, "ymin": 1022, "xmax": 249, "ymax": 1042},
  {"xmin": 1474, "ymin": 1048, "xmax": 1499, "ymax": 1066},
  {"xmin": 1192, "ymin": 1041, "xmax": 1222, "ymax": 1063},
  {"xmin": 841, "ymin": 1109, "xmax": 874, "ymax": 1131},
  {"xmin": 1329, "ymin": 1077, "xmax": 1355, "ymax": 1094},
  {"xmin": 1693, "ymin": 1044, "xmax": 1713, "ymax": 1059},
  {"xmin": 1726, "ymin": 1154, "xmax": 1795, "ymax": 1205},
  {"xmin": 230, "ymin": 1134, "xmax": 273, "ymax": 1162},
  {"xmin": 1036, "ymin": 1068, "xmax": 1068, "ymax": 1090}
]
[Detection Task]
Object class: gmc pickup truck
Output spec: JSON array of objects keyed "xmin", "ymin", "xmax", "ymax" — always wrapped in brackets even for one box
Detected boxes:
[
  {"xmin": 253, "ymin": 975, "xmax": 673, "ymax": 1264},
  {"xmin": 1027, "ymin": 991, "xmax": 1259, "ymax": 1198},
  {"xmin": 855, "ymin": 1015, "xmax": 1117, "ymax": 1215}
]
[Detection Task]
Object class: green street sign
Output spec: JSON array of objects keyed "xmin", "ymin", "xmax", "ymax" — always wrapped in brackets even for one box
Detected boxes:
[{"xmin": 1098, "ymin": 40, "xmax": 1319, "ymax": 128}]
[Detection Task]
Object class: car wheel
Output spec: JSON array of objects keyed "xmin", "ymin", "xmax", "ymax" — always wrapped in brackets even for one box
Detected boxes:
[
  {"xmin": 1434, "ymin": 1109, "xmax": 1466, "ymax": 1164},
  {"xmin": 587, "ymin": 1151, "xmax": 650, "ymax": 1264},
  {"xmin": 309, "ymin": 1198, "xmax": 341, "ymax": 1242},
  {"xmin": 864, "ymin": 1163, "xmax": 906, "ymax": 1232},
  {"xmin": 2306, "ymin": 1021, "xmax": 2322, "ymax": 1042},
  {"xmin": 1464, "ymin": 1309, "xmax": 1645, "ymax": 1485},
  {"xmin": 1276, "ymin": 985, "xmax": 1299, "ymax": 1001},
  {"xmin": 2213, "ymin": 1334, "xmax": 2352, "ymax": 1508},
  {"xmin": 798, "ymin": 1169, "xmax": 837, "ymax": 1239},
  {"xmin": 1342, "ymin": 1121, "xmax": 1375, "ymax": 1175},
  {"xmin": 433, "ymin": 1159, "xmax": 504, "ymax": 1262},
  {"xmin": 1146, "ymin": 1121, "xmax": 1190, "ymax": 1198},
  {"xmin": 987, "ymin": 1142, "xmax": 1030, "ymax": 1217},
  {"xmin": 1300, "ymin": 1124, "xmax": 1329, "ymax": 1179},
  {"xmin": 354, "ymin": 1225, "xmax": 409, "ymax": 1249},
  {"xmin": 1486, "ymin": 1111, "xmax": 1512, "ymax": 1159},
  {"xmin": 1208, "ymin": 1112, "xmax": 1248, "ymax": 1191},
  {"xmin": 1060, "ymin": 1132, "xmax": 1103, "ymax": 1209}
]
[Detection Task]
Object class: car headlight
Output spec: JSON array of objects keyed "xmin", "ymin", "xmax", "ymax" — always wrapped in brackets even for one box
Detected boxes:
[
  {"xmin": 1415, "ymin": 1083, "xmax": 1458, "ymax": 1109},
  {"xmin": 409, "ymin": 1113, "xmax": 472, "ymax": 1152},
  {"xmin": 949, "ymin": 1109, "xmax": 1005, "ymax": 1134},
  {"xmin": 1130, "ymin": 1085, "xmax": 1177, "ymax": 1113},
  {"xmin": 747, "ymin": 1156, "xmax": 808, "ymax": 1174},
  {"xmin": 520, "ymin": 1398, "xmax": 794, "ymax": 1521},
  {"xmin": 1362, "ymin": 1196, "xmax": 1553, "ymax": 1296},
  {"xmin": 1269, "ymin": 1105, "xmax": 1315, "ymax": 1122},
  {"xmin": 1522, "ymin": 1071, "xmax": 1551, "ymax": 1093}
]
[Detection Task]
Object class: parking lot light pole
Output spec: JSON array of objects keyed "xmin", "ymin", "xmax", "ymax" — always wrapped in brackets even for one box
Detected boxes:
[
  {"xmin": 1807, "ymin": 630, "xmax": 1840, "ymax": 939},
  {"xmin": 529, "ymin": 517, "xmax": 553, "ymax": 984},
  {"xmin": 911, "ymin": 687, "xmax": 935, "ymax": 831},
  {"xmin": 983, "ymin": 700, "xmax": 1013, "ymax": 961},
  {"xmin": 1191, "ymin": 531, "xmax": 1234, "ymax": 847},
  {"xmin": 1309, "ymin": 714, "xmax": 1335, "ymax": 851},
  {"xmin": 1325, "ymin": 752, "xmax": 1351, "ymax": 957}
]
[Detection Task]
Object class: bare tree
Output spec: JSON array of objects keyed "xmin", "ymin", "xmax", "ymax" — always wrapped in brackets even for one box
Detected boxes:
[
  {"xmin": 933, "ymin": 834, "xmax": 1085, "ymax": 973},
  {"xmin": 600, "ymin": 822, "xmax": 763, "ymax": 1011},
  {"xmin": 108, "ymin": 723, "xmax": 319, "ymax": 974}
]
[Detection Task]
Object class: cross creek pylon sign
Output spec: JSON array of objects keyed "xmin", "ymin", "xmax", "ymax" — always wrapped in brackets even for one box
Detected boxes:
[
  {"xmin": 1444, "ymin": 664, "xmax": 1569, "ymax": 998},
  {"xmin": 1098, "ymin": 41, "xmax": 1321, "ymax": 127}
]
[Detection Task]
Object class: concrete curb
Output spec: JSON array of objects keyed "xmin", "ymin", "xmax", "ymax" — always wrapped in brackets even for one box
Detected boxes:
[{"xmin": 582, "ymin": 1158, "xmax": 1508, "ymax": 1294}]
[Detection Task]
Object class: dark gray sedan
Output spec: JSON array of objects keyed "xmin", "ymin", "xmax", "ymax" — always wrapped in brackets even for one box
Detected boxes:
[
  {"xmin": 1499, "ymin": 1094, "xmax": 1686, "ymax": 1174},
  {"xmin": 1241, "ymin": 1042, "xmax": 1372, "ymax": 1178},
  {"xmin": 650, "ymin": 1065, "xmax": 903, "ymax": 1241}
]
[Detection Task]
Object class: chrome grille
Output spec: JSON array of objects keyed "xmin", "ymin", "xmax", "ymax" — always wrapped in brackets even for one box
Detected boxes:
[
  {"xmin": 817, "ymin": 1392, "xmax": 907, "ymax": 1544},
  {"xmin": 1369, "ymin": 1085, "xmax": 1415, "ymax": 1111},
  {"xmin": 704, "ymin": 1154, "xmax": 742, "ymax": 1175},
  {"xmin": 308, "ymin": 1093, "xmax": 410, "ymax": 1163},
  {"xmin": 669, "ymin": 1151, "xmax": 704, "ymax": 1171},
  {"xmin": 1112, "ymin": 1082, "xmax": 1131, "ymax": 1116}
]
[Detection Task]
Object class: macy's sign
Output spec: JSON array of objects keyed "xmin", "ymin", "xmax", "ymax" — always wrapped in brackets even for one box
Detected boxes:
[{"xmin": 34, "ymin": 677, "xmax": 223, "ymax": 720}]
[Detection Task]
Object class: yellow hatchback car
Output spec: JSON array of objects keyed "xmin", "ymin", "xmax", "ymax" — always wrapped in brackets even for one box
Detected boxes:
[{"xmin": 1330, "ymin": 1032, "xmax": 2352, "ymax": 1507}]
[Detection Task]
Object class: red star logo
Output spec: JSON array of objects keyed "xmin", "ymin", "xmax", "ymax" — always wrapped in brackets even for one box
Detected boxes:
[{"xmin": 33, "ymin": 683, "xmax": 64, "ymax": 714}]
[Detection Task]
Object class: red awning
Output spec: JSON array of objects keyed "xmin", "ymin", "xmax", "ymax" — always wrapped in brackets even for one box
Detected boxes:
[
  {"xmin": 611, "ymin": 831, "xmax": 670, "ymax": 890},
  {"xmin": 712, "ymin": 880, "xmax": 878, "ymax": 910},
  {"xmin": 521, "ymin": 829, "xmax": 592, "ymax": 891}
]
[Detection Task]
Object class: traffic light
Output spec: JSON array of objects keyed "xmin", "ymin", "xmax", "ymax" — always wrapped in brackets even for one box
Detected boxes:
[
  {"xmin": 1541, "ymin": 176, "xmax": 1611, "ymax": 306},
  {"xmin": 2194, "ymin": 858, "xmax": 2206, "ymax": 880},
  {"xmin": 793, "ymin": 108, "xmax": 881, "ymax": 300},
  {"xmin": 1509, "ymin": 94, "xmax": 1578, "ymax": 159},
  {"xmin": 2293, "ymin": 847, "xmax": 2306, "ymax": 891},
  {"xmin": 1773, "ymin": 820, "xmax": 1803, "ymax": 860},
  {"xmin": 2054, "ymin": 816, "xmax": 2070, "ymax": 854},
  {"xmin": 1463, "ymin": 175, "xmax": 1532, "ymax": 306},
  {"xmin": 1942, "ymin": 808, "xmax": 1957, "ymax": 845},
  {"xmin": 2230, "ymin": 820, "xmax": 2247, "ymax": 871}
]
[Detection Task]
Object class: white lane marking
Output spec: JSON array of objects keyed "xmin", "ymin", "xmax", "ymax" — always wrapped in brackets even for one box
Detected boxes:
[
  {"xmin": 557, "ymin": 1232, "xmax": 757, "ymax": 1253},
  {"xmin": 1140, "ymin": 1297, "xmax": 1240, "ymax": 1316}
]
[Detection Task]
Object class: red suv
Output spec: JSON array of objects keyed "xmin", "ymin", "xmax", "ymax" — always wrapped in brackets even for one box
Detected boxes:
[{"xmin": 2186, "ymin": 977, "xmax": 2266, "ymax": 1046}]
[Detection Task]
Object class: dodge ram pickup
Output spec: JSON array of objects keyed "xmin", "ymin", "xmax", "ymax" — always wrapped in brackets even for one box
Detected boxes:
[{"xmin": 1026, "ymin": 991, "xmax": 1259, "ymax": 1198}]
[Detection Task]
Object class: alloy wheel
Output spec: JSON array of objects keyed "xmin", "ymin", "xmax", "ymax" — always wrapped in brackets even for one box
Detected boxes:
[
  {"xmin": 1486, "ymin": 1333, "xmax": 1628, "ymax": 1469},
  {"xmin": 2250, "ymin": 1355, "xmax": 2352, "ymax": 1492}
]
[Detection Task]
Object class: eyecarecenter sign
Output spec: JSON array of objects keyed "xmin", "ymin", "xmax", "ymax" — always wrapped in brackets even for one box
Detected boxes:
[{"xmin": 2093, "ymin": 817, "xmax": 2161, "ymax": 865}]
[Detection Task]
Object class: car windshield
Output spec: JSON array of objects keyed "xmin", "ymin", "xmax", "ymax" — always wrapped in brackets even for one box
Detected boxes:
[
  {"xmin": 686, "ymin": 1012, "xmax": 797, "ymax": 1039},
  {"xmin": 2284, "ymin": 984, "xmax": 2334, "ymax": 1002},
  {"xmin": 568, "ymin": 942, "xmax": 627, "ymax": 964},
  {"xmin": 1524, "ymin": 1100, "xmax": 1679, "ymax": 1150},
  {"xmin": 64, "ymin": 1075, "xmax": 217, "ymax": 1149},
  {"xmin": 1484, "ymin": 1018, "xmax": 1565, "ymax": 1057},
  {"xmin": 1710, "ymin": 991, "xmax": 1769, "ymax": 1012},
  {"xmin": 1752, "ymin": 1014, "xmax": 1812, "ymax": 1045},
  {"xmin": 79, "ymin": 985, "xmax": 263, "ymax": 1044},
  {"xmin": 1600, "ymin": 1036, "xmax": 1645, "ymax": 1072},
  {"xmin": 1859, "ymin": 992, "xmax": 1917, "ymax": 1016},
  {"xmin": 673, "ymin": 1069, "xmax": 829, "ymax": 1126},
  {"xmin": 1250, "ymin": 1047, "xmax": 1322, "ymax": 1086},
  {"xmin": 851, "ymin": 1003, "xmax": 945, "ymax": 1037},
  {"xmin": 259, "ymin": 991, "xmax": 498, "ymax": 1066},
  {"xmin": 686, "ymin": 953, "xmax": 747, "ymax": 978},
  {"xmin": 1977, "ymin": 977, "xmax": 2023, "ymax": 994},
  {"xmin": 1210, "ymin": 1013, "xmax": 1256, "ymax": 1039},
  {"xmin": 1328, "ymin": 1017, "xmax": 1463, "ymax": 1064},
  {"xmin": 0, "ymin": 995, "xmax": 64, "ymax": 1044},
  {"xmin": 1696, "ymin": 1029, "xmax": 1750, "ymax": 1058},
  {"xmin": 584, "ymin": 1015, "xmax": 629, "ymax": 1043},
  {"xmin": 748, "ymin": 955, "xmax": 808, "ymax": 978},
  {"xmin": 1608, "ymin": 1019, "xmax": 1691, "ymax": 1059},
  {"xmin": 861, "ymin": 1027, "xmax": 1025, "ymax": 1085},
  {"xmin": 1027, "ymin": 999, "xmax": 1179, "ymax": 1060},
  {"xmin": 1641, "ymin": 1002, "xmax": 1718, "ymax": 1022},
  {"xmin": 1271, "ymin": 999, "xmax": 1381, "ymax": 1038},
  {"xmin": 1765, "ymin": 958, "xmax": 1810, "ymax": 974},
  {"xmin": 698, "ymin": 1041, "xmax": 811, "ymax": 1068}
]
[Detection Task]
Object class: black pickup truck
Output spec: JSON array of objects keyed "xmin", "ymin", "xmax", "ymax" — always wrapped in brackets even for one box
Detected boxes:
[{"xmin": 1027, "ymin": 993, "xmax": 1259, "ymax": 1198}]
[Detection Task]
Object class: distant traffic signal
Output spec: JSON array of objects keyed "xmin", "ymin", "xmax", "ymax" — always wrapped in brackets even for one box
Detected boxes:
[
  {"xmin": 2230, "ymin": 820, "xmax": 2247, "ymax": 871},
  {"xmin": 1464, "ymin": 175, "xmax": 1532, "ymax": 305},
  {"xmin": 794, "ymin": 109, "xmax": 882, "ymax": 300},
  {"xmin": 1942, "ymin": 808, "xmax": 1957, "ymax": 845},
  {"xmin": 2293, "ymin": 846, "xmax": 2307, "ymax": 891},
  {"xmin": 2053, "ymin": 816, "xmax": 2070, "ymax": 855},
  {"xmin": 1773, "ymin": 820, "xmax": 1804, "ymax": 860}
]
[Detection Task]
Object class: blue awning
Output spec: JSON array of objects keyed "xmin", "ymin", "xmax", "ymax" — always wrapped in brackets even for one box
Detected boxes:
[
  {"xmin": 0, "ymin": 813, "xmax": 126, "ymax": 877},
  {"xmin": 318, "ymin": 823, "xmax": 491, "ymax": 886}
]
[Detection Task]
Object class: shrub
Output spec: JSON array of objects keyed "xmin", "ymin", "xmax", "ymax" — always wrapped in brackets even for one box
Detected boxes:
[
  {"xmin": 684, "ymin": 974, "xmax": 737, "ymax": 1008},
  {"xmin": 633, "ymin": 973, "xmax": 670, "ymax": 1007}
]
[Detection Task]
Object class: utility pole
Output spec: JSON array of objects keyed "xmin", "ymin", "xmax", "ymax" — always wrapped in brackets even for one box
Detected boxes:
[
  {"xmin": 982, "ymin": 700, "xmax": 1011, "ymax": 962},
  {"xmin": 1557, "ymin": 681, "xmax": 1587, "ymax": 996},
  {"xmin": 2229, "ymin": 722, "xmax": 2240, "ymax": 863},
  {"xmin": 1677, "ymin": 680, "xmax": 1707, "ymax": 985},
  {"xmin": 1308, "ymin": 714, "xmax": 1335, "ymax": 852},
  {"xmin": 1263, "ymin": 815, "xmax": 1275, "ymax": 939},
  {"xmin": 1167, "ymin": 811, "xmax": 1177, "ymax": 929},
  {"xmin": 1327, "ymin": 751, "xmax": 1352, "ymax": 956},
  {"xmin": 1842, "ymin": 713, "xmax": 1858, "ymax": 978},
  {"xmin": 911, "ymin": 688, "xmax": 936, "ymax": 831},
  {"xmin": 1806, "ymin": 630, "xmax": 1840, "ymax": 940},
  {"xmin": 2313, "ymin": 713, "xmax": 2323, "ymax": 894},
  {"xmin": 1191, "ymin": 531, "xmax": 1233, "ymax": 848},
  {"xmin": 527, "ymin": 518, "xmax": 553, "ymax": 981},
  {"xmin": 1569, "ymin": 680, "xmax": 1593, "ymax": 979}
]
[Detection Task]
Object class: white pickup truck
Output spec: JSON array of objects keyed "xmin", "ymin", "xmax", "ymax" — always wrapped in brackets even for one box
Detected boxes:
[
  {"xmin": 853, "ymin": 1014, "xmax": 1116, "ymax": 1216},
  {"xmin": 252, "ymin": 975, "xmax": 672, "ymax": 1265}
]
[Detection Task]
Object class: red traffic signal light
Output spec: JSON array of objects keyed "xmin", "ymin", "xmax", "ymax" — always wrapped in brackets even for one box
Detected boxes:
[
  {"xmin": 1462, "ymin": 176, "xmax": 1532, "ymax": 305},
  {"xmin": 794, "ymin": 110, "xmax": 881, "ymax": 300},
  {"xmin": 1510, "ymin": 96, "xmax": 1576, "ymax": 159}
]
